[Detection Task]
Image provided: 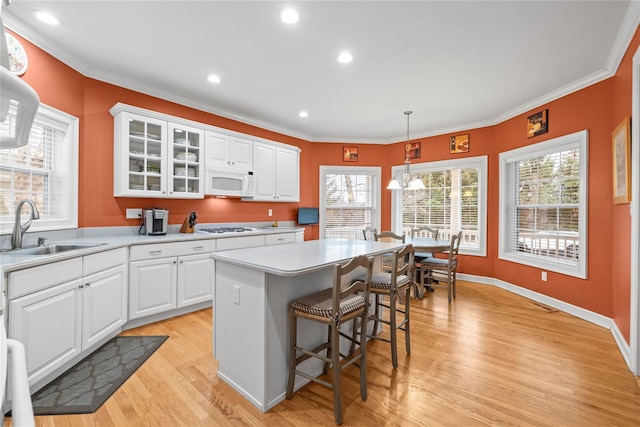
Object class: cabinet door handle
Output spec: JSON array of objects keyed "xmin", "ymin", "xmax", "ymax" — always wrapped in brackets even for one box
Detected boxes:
[
  {"xmin": 149, "ymin": 250, "xmax": 162, "ymax": 256},
  {"xmin": 85, "ymin": 283, "xmax": 91, "ymax": 287},
  {"xmin": 193, "ymin": 245, "xmax": 204, "ymax": 251}
]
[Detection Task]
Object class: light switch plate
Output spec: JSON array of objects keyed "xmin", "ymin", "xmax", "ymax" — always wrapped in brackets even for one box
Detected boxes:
[{"xmin": 233, "ymin": 285, "xmax": 240, "ymax": 304}]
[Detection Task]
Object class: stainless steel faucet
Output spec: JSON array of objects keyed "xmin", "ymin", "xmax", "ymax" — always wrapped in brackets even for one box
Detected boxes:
[{"xmin": 11, "ymin": 199, "xmax": 40, "ymax": 249}]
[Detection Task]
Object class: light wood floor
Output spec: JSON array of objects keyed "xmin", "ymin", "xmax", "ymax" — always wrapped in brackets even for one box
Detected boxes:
[{"xmin": 6, "ymin": 281, "xmax": 640, "ymax": 426}]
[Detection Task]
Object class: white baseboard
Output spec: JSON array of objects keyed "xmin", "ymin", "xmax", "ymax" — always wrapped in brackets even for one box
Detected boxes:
[{"xmin": 457, "ymin": 273, "xmax": 632, "ymax": 370}]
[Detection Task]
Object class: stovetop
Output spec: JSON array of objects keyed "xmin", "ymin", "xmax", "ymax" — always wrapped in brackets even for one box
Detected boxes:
[{"xmin": 198, "ymin": 227, "xmax": 258, "ymax": 234}]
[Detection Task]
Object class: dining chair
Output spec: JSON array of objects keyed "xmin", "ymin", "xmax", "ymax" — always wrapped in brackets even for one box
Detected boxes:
[
  {"xmin": 418, "ymin": 231, "xmax": 462, "ymax": 303},
  {"xmin": 362, "ymin": 226, "xmax": 377, "ymax": 241},
  {"xmin": 362, "ymin": 244, "xmax": 414, "ymax": 368},
  {"xmin": 410, "ymin": 226, "xmax": 439, "ymax": 261},
  {"xmin": 374, "ymin": 231, "xmax": 405, "ymax": 272},
  {"xmin": 286, "ymin": 255, "xmax": 373, "ymax": 425}
]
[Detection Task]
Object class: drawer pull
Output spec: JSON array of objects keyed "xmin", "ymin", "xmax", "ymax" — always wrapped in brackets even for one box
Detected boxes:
[
  {"xmin": 149, "ymin": 250, "xmax": 162, "ymax": 256},
  {"xmin": 193, "ymin": 245, "xmax": 205, "ymax": 251},
  {"xmin": 278, "ymin": 238, "xmax": 285, "ymax": 241}
]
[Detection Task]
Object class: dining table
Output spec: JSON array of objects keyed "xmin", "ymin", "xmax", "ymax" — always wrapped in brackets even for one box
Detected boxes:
[{"xmin": 404, "ymin": 236, "xmax": 452, "ymax": 298}]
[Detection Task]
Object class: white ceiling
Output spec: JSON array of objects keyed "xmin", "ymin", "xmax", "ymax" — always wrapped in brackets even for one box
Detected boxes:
[{"xmin": 2, "ymin": 1, "xmax": 637, "ymax": 143}]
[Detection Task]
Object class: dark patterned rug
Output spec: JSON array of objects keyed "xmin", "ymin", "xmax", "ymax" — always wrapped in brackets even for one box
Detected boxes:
[{"xmin": 29, "ymin": 335, "xmax": 168, "ymax": 415}]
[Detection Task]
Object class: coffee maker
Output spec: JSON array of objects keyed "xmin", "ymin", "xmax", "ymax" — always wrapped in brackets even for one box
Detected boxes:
[{"xmin": 143, "ymin": 208, "xmax": 169, "ymax": 235}]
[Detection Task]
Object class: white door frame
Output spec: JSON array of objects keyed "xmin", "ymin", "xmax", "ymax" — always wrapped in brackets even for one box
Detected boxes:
[{"xmin": 630, "ymin": 45, "xmax": 640, "ymax": 376}]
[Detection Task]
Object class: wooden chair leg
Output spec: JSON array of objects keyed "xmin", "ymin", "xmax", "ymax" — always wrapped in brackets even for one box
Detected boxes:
[
  {"xmin": 331, "ymin": 321, "xmax": 343, "ymax": 425},
  {"xmin": 404, "ymin": 286, "xmax": 411, "ymax": 355},
  {"xmin": 324, "ymin": 324, "xmax": 332, "ymax": 374},
  {"xmin": 389, "ymin": 290, "xmax": 398, "ymax": 369},
  {"xmin": 359, "ymin": 308, "xmax": 368, "ymax": 401},
  {"xmin": 453, "ymin": 270, "xmax": 457, "ymax": 299},
  {"xmin": 286, "ymin": 310, "xmax": 297, "ymax": 399},
  {"xmin": 372, "ymin": 294, "xmax": 381, "ymax": 335},
  {"xmin": 349, "ymin": 317, "xmax": 359, "ymax": 355}
]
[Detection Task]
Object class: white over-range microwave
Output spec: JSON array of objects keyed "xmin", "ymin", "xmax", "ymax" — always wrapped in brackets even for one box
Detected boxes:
[{"xmin": 205, "ymin": 167, "xmax": 254, "ymax": 197}]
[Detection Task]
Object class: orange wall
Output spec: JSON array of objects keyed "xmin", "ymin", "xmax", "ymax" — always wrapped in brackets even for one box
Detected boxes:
[
  {"xmin": 9, "ymin": 26, "xmax": 639, "ymax": 341},
  {"xmin": 611, "ymin": 27, "xmax": 640, "ymax": 341}
]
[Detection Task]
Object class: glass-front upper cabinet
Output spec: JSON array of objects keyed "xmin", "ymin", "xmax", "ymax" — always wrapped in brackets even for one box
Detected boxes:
[
  {"xmin": 126, "ymin": 116, "xmax": 166, "ymax": 196},
  {"xmin": 111, "ymin": 104, "xmax": 204, "ymax": 199},
  {"xmin": 168, "ymin": 123, "xmax": 203, "ymax": 197}
]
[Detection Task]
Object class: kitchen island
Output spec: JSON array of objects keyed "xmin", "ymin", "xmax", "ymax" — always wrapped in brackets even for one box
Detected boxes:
[{"xmin": 210, "ymin": 238, "xmax": 406, "ymax": 412}]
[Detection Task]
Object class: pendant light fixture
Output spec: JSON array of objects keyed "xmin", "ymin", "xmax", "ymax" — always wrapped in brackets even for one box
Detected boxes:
[{"xmin": 387, "ymin": 111, "xmax": 425, "ymax": 190}]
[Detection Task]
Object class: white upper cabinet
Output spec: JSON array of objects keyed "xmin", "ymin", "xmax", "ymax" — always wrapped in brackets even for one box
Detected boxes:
[
  {"xmin": 251, "ymin": 141, "xmax": 300, "ymax": 202},
  {"xmin": 204, "ymin": 131, "xmax": 253, "ymax": 170},
  {"xmin": 111, "ymin": 104, "xmax": 204, "ymax": 199},
  {"xmin": 111, "ymin": 103, "xmax": 300, "ymax": 201},
  {"xmin": 168, "ymin": 123, "xmax": 204, "ymax": 198}
]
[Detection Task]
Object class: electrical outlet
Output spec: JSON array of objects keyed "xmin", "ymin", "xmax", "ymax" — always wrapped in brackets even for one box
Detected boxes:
[
  {"xmin": 268, "ymin": 209, "xmax": 273, "ymax": 217},
  {"xmin": 233, "ymin": 285, "xmax": 240, "ymax": 305},
  {"xmin": 541, "ymin": 271, "xmax": 547, "ymax": 281},
  {"xmin": 126, "ymin": 208, "xmax": 142, "ymax": 219}
]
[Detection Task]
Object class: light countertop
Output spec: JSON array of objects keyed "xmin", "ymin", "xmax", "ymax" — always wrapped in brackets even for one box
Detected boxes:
[
  {"xmin": 211, "ymin": 239, "xmax": 406, "ymax": 276},
  {"xmin": 0, "ymin": 226, "xmax": 304, "ymax": 273}
]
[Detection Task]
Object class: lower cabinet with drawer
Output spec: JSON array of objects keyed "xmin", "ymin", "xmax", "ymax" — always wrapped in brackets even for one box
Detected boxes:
[
  {"xmin": 128, "ymin": 240, "xmax": 215, "ymax": 320},
  {"xmin": 8, "ymin": 248, "xmax": 127, "ymax": 387}
]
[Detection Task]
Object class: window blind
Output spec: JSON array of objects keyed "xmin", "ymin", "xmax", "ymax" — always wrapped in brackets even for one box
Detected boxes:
[
  {"xmin": 507, "ymin": 148, "xmax": 580, "ymax": 264},
  {"xmin": 499, "ymin": 130, "xmax": 587, "ymax": 278},
  {"xmin": 323, "ymin": 171, "xmax": 377, "ymax": 239},
  {"xmin": 0, "ymin": 101, "xmax": 76, "ymax": 231},
  {"xmin": 401, "ymin": 166, "xmax": 480, "ymax": 248}
]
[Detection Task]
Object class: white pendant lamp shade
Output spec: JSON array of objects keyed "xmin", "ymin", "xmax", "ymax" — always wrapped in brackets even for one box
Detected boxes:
[
  {"xmin": 386, "ymin": 179, "xmax": 402, "ymax": 190},
  {"xmin": 407, "ymin": 177, "xmax": 425, "ymax": 190}
]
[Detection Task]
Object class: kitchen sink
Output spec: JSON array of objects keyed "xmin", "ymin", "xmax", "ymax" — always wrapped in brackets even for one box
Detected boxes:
[{"xmin": 5, "ymin": 243, "xmax": 106, "ymax": 256}]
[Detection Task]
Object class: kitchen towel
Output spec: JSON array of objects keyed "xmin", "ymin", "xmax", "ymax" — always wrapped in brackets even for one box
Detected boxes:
[{"xmin": 27, "ymin": 335, "xmax": 168, "ymax": 415}]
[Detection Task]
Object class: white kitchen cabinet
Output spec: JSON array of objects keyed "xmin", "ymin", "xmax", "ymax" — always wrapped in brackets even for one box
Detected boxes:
[
  {"xmin": 264, "ymin": 233, "xmax": 296, "ymax": 245},
  {"xmin": 111, "ymin": 104, "xmax": 204, "ymax": 199},
  {"xmin": 8, "ymin": 248, "xmax": 127, "ymax": 386},
  {"xmin": 168, "ymin": 123, "xmax": 204, "ymax": 198},
  {"xmin": 9, "ymin": 279, "xmax": 83, "ymax": 386},
  {"xmin": 129, "ymin": 257, "xmax": 177, "ymax": 319},
  {"xmin": 251, "ymin": 141, "xmax": 300, "ymax": 202},
  {"xmin": 82, "ymin": 264, "xmax": 127, "ymax": 349},
  {"xmin": 177, "ymin": 253, "xmax": 214, "ymax": 308},
  {"xmin": 205, "ymin": 131, "xmax": 253, "ymax": 170},
  {"xmin": 129, "ymin": 240, "xmax": 216, "ymax": 320}
]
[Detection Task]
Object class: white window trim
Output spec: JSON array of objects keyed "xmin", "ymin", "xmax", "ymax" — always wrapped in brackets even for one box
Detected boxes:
[
  {"xmin": 390, "ymin": 156, "xmax": 487, "ymax": 256},
  {"xmin": 0, "ymin": 103, "xmax": 79, "ymax": 234},
  {"xmin": 498, "ymin": 130, "xmax": 588, "ymax": 279},
  {"xmin": 319, "ymin": 165, "xmax": 381, "ymax": 239}
]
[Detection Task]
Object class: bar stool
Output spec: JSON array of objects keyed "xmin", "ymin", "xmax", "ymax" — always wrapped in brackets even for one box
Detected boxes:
[
  {"xmin": 366, "ymin": 244, "xmax": 414, "ymax": 368},
  {"xmin": 286, "ymin": 255, "xmax": 373, "ymax": 425}
]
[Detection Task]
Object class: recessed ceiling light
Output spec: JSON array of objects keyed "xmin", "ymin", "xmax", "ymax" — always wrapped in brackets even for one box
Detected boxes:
[
  {"xmin": 337, "ymin": 51, "xmax": 354, "ymax": 64},
  {"xmin": 280, "ymin": 8, "xmax": 300, "ymax": 24},
  {"xmin": 298, "ymin": 111, "xmax": 309, "ymax": 118},
  {"xmin": 207, "ymin": 74, "xmax": 221, "ymax": 84},
  {"xmin": 31, "ymin": 10, "xmax": 61, "ymax": 26}
]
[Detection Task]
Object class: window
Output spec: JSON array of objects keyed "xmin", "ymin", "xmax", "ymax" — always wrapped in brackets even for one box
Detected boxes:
[
  {"xmin": 320, "ymin": 166, "xmax": 381, "ymax": 239},
  {"xmin": 499, "ymin": 130, "xmax": 588, "ymax": 279},
  {"xmin": 0, "ymin": 102, "xmax": 79, "ymax": 233},
  {"xmin": 391, "ymin": 156, "xmax": 487, "ymax": 256}
]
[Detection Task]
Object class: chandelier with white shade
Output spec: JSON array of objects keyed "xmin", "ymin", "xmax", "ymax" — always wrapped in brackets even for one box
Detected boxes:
[{"xmin": 387, "ymin": 111, "xmax": 425, "ymax": 190}]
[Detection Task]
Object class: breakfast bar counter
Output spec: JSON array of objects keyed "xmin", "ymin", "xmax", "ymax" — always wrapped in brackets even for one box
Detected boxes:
[{"xmin": 210, "ymin": 239, "xmax": 405, "ymax": 412}]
